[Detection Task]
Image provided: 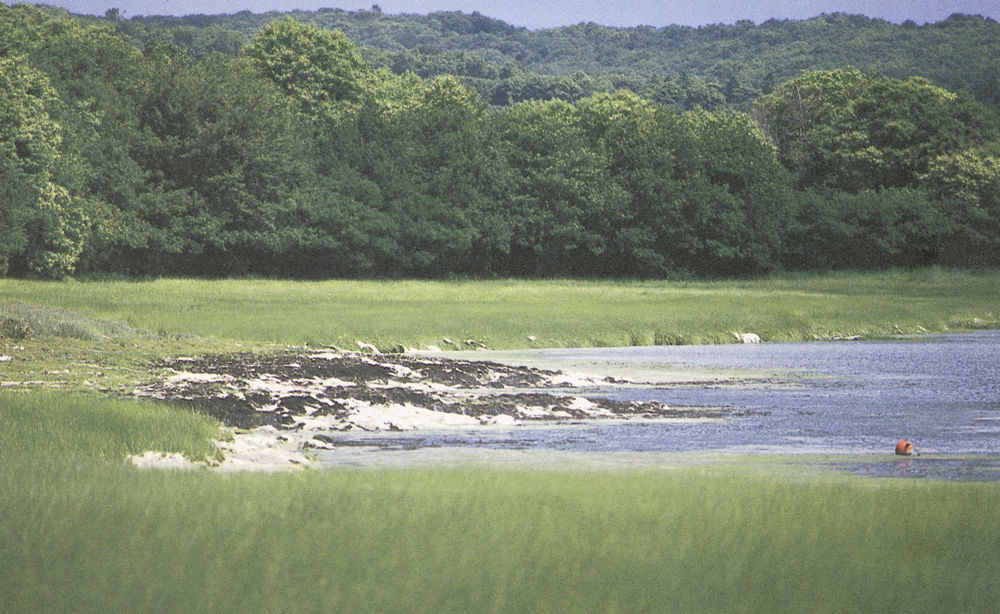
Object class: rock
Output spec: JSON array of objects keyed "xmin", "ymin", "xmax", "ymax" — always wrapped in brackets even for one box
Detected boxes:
[
  {"xmin": 307, "ymin": 434, "xmax": 337, "ymax": 450},
  {"xmin": 136, "ymin": 349, "xmax": 719, "ymax": 441},
  {"xmin": 357, "ymin": 341, "xmax": 381, "ymax": 354}
]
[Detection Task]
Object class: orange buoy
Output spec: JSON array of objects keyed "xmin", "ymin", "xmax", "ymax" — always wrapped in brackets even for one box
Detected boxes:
[{"xmin": 895, "ymin": 439, "xmax": 916, "ymax": 456}]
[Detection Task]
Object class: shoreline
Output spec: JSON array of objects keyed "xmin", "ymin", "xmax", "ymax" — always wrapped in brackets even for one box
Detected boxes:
[
  {"xmin": 128, "ymin": 346, "xmax": 747, "ymax": 471},
  {"xmin": 127, "ymin": 331, "xmax": 1000, "ymax": 474}
]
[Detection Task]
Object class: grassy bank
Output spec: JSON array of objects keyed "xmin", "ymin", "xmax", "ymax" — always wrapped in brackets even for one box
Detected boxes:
[
  {"xmin": 2, "ymin": 392, "xmax": 999, "ymax": 614},
  {"xmin": 3, "ymin": 270, "xmax": 1000, "ymax": 613},
  {"xmin": 2, "ymin": 268, "xmax": 999, "ymax": 350}
]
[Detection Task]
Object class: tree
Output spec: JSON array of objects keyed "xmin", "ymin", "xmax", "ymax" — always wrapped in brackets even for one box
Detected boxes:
[
  {"xmin": 400, "ymin": 76, "xmax": 504, "ymax": 274},
  {"xmin": 577, "ymin": 93, "xmax": 791, "ymax": 276},
  {"xmin": 12, "ymin": 18, "xmax": 157, "ymax": 276},
  {"xmin": 110, "ymin": 51, "xmax": 313, "ymax": 275},
  {"xmin": 753, "ymin": 68, "xmax": 1000, "ymax": 191},
  {"xmin": 241, "ymin": 18, "xmax": 371, "ymax": 118},
  {"xmin": 669, "ymin": 109, "xmax": 792, "ymax": 275},
  {"xmin": 920, "ymin": 149, "xmax": 1000, "ymax": 265},
  {"xmin": 348, "ymin": 74, "xmax": 505, "ymax": 276},
  {"xmin": 576, "ymin": 92, "xmax": 675, "ymax": 275},
  {"xmin": 495, "ymin": 98, "xmax": 625, "ymax": 276},
  {"xmin": 0, "ymin": 57, "xmax": 88, "ymax": 278},
  {"xmin": 781, "ymin": 188, "xmax": 946, "ymax": 270}
]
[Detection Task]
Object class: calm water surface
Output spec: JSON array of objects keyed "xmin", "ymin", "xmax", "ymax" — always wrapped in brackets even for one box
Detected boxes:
[{"xmin": 317, "ymin": 331, "xmax": 1000, "ymax": 480}]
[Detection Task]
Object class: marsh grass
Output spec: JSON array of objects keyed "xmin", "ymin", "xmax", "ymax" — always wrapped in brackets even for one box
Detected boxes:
[
  {"xmin": 1, "ymin": 390, "xmax": 999, "ymax": 613},
  {"xmin": 0, "ymin": 391, "xmax": 219, "ymax": 463},
  {"xmin": 0, "ymin": 335, "xmax": 260, "ymax": 396},
  {"xmin": 2, "ymin": 394, "xmax": 999, "ymax": 613},
  {"xmin": 2, "ymin": 269, "xmax": 998, "ymax": 350},
  {"xmin": 0, "ymin": 301, "xmax": 147, "ymax": 341}
]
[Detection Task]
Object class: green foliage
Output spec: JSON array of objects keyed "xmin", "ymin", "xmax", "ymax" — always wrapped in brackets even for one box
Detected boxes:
[
  {"xmin": 667, "ymin": 108, "xmax": 791, "ymax": 275},
  {"xmin": 2, "ymin": 3, "xmax": 1000, "ymax": 279},
  {"xmin": 0, "ymin": 55, "xmax": 88, "ymax": 278},
  {"xmin": 56, "ymin": 42, "xmax": 316, "ymax": 276},
  {"xmin": 366, "ymin": 75, "xmax": 498, "ymax": 276},
  {"xmin": 121, "ymin": 9, "xmax": 1000, "ymax": 112},
  {"xmin": 495, "ymin": 98, "xmax": 623, "ymax": 275},
  {"xmin": 240, "ymin": 18, "xmax": 370, "ymax": 116},
  {"xmin": 754, "ymin": 68, "xmax": 1000, "ymax": 191},
  {"xmin": 575, "ymin": 92, "xmax": 676, "ymax": 275},
  {"xmin": 782, "ymin": 188, "xmax": 948, "ymax": 270},
  {"xmin": 573, "ymin": 94, "xmax": 791, "ymax": 276},
  {"xmin": 920, "ymin": 149, "xmax": 1000, "ymax": 265}
]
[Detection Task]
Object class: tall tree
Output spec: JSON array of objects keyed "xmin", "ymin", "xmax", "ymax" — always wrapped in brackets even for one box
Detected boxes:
[
  {"xmin": 920, "ymin": 149, "xmax": 1000, "ymax": 265},
  {"xmin": 576, "ymin": 92, "xmax": 675, "ymax": 275},
  {"xmin": 0, "ymin": 57, "xmax": 87, "ymax": 278},
  {"xmin": 109, "ymin": 49, "xmax": 313, "ymax": 275},
  {"xmin": 495, "ymin": 98, "xmax": 625, "ymax": 276},
  {"xmin": 753, "ymin": 68, "xmax": 1000, "ymax": 191},
  {"xmin": 670, "ymin": 108, "xmax": 791, "ymax": 274},
  {"xmin": 241, "ymin": 18, "xmax": 371, "ymax": 118}
]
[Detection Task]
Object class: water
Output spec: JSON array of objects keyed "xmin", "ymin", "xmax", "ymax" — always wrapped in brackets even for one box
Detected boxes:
[{"xmin": 316, "ymin": 331, "xmax": 1000, "ymax": 480}]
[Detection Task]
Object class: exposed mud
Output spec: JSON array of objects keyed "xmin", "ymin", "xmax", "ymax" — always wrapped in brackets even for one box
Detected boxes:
[
  {"xmin": 136, "ymin": 349, "xmax": 722, "ymax": 432},
  {"xmin": 128, "ymin": 348, "xmax": 732, "ymax": 470}
]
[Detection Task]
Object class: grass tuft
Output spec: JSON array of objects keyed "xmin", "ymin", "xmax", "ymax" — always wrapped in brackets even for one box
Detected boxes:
[
  {"xmin": 0, "ymin": 390, "xmax": 220, "ymax": 464},
  {"xmin": 0, "ymin": 301, "xmax": 147, "ymax": 341}
]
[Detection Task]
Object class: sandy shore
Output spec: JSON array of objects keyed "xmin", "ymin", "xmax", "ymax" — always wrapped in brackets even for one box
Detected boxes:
[{"xmin": 129, "ymin": 348, "xmax": 734, "ymax": 471}]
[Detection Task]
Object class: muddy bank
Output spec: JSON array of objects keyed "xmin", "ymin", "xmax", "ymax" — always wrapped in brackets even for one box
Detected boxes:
[
  {"xmin": 130, "ymin": 348, "xmax": 729, "ymax": 471},
  {"xmin": 136, "ymin": 349, "xmax": 723, "ymax": 437}
]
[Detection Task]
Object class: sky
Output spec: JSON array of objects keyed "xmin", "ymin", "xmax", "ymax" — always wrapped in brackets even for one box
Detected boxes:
[{"xmin": 11, "ymin": 0, "xmax": 1000, "ymax": 29}]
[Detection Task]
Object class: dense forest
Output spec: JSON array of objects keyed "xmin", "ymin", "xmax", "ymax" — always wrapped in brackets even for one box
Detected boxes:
[
  {"xmin": 103, "ymin": 7, "xmax": 1000, "ymax": 110},
  {"xmin": 1, "ymin": 2, "xmax": 999, "ymax": 279}
]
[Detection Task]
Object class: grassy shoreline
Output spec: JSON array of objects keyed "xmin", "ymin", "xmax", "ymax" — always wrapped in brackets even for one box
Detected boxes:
[
  {"xmin": 3, "ymin": 267, "xmax": 997, "ymax": 397},
  {"xmin": 2, "ymin": 268, "xmax": 998, "ymax": 351}
]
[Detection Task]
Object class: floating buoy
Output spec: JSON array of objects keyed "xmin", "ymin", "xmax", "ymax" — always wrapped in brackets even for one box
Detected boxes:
[{"xmin": 895, "ymin": 439, "xmax": 918, "ymax": 456}]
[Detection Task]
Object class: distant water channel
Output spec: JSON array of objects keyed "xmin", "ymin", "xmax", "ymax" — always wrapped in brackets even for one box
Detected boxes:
[{"xmin": 316, "ymin": 331, "xmax": 1000, "ymax": 481}]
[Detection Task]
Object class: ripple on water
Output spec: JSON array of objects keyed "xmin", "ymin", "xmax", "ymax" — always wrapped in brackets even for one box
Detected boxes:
[
  {"xmin": 318, "ymin": 332, "xmax": 1000, "ymax": 481},
  {"xmin": 837, "ymin": 457, "xmax": 1000, "ymax": 482}
]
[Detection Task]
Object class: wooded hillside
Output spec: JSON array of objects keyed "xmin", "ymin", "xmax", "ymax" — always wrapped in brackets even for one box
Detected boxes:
[
  {"xmin": 113, "ymin": 8, "xmax": 1000, "ymax": 110},
  {"xmin": 1, "ymin": 3, "xmax": 998, "ymax": 279}
]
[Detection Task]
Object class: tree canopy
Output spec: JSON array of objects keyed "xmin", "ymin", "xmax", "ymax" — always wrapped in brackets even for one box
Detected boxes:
[
  {"xmin": 111, "ymin": 8, "xmax": 1000, "ymax": 112},
  {"xmin": 2, "ymin": 3, "xmax": 999, "ymax": 279}
]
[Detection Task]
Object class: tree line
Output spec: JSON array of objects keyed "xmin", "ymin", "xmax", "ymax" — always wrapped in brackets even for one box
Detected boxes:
[
  {"xmin": 110, "ymin": 8, "xmax": 1000, "ymax": 112},
  {"xmin": 1, "ymin": 4, "xmax": 999, "ymax": 279}
]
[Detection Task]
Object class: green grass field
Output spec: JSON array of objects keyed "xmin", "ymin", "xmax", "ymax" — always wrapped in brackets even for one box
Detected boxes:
[
  {"xmin": 2, "ymin": 268, "xmax": 998, "ymax": 350},
  {"xmin": 2, "ymin": 269, "xmax": 1000, "ymax": 613},
  {"xmin": 3, "ymin": 393, "xmax": 999, "ymax": 614},
  {"xmin": 4, "ymin": 391, "xmax": 1000, "ymax": 613}
]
